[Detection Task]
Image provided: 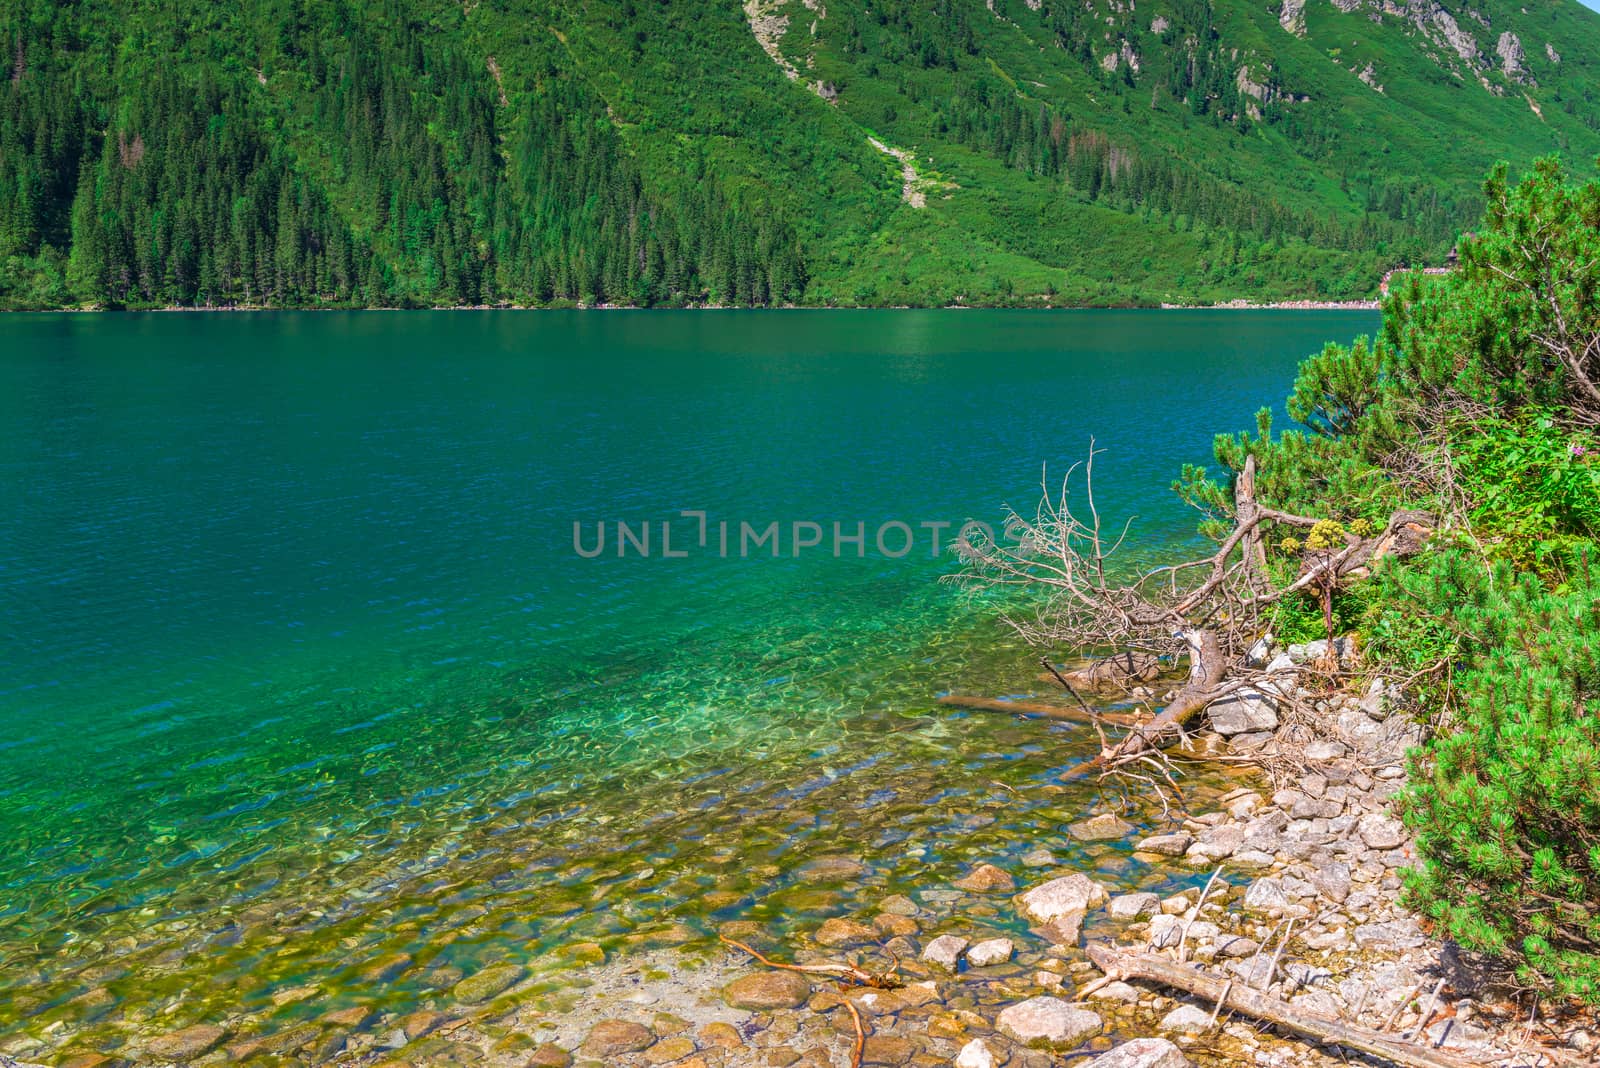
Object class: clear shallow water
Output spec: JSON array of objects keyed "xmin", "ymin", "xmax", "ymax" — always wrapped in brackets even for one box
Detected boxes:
[{"xmin": 0, "ymin": 310, "xmax": 1375, "ymax": 1052}]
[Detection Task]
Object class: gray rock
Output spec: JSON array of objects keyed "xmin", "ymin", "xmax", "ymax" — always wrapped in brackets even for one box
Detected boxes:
[
  {"xmin": 1354, "ymin": 921, "xmax": 1427, "ymax": 950},
  {"xmin": 1225, "ymin": 791, "xmax": 1262, "ymax": 817},
  {"xmin": 1187, "ymin": 824, "xmax": 1245, "ymax": 861},
  {"xmin": 1243, "ymin": 877, "xmax": 1291, "ymax": 911},
  {"xmin": 1310, "ymin": 859, "xmax": 1351, "ymax": 903},
  {"xmin": 1147, "ymin": 914, "xmax": 1183, "ymax": 949},
  {"xmin": 1135, "ymin": 833, "xmax": 1192, "ymax": 856},
  {"xmin": 1305, "ymin": 927, "xmax": 1350, "ymax": 950},
  {"xmin": 1208, "ymin": 688, "xmax": 1280, "ymax": 735},
  {"xmin": 996, "ymin": 997, "xmax": 1103, "ymax": 1049},
  {"xmin": 1293, "ymin": 989, "xmax": 1344, "ymax": 1017},
  {"xmin": 1086, "ymin": 1038, "xmax": 1194, "ymax": 1068},
  {"xmin": 1021, "ymin": 848, "xmax": 1061, "ymax": 868},
  {"xmin": 967, "ymin": 937, "xmax": 1015, "ymax": 967},
  {"xmin": 1227, "ymin": 730, "xmax": 1276, "ymax": 752},
  {"xmin": 1357, "ymin": 812, "xmax": 1406, "ymax": 850},
  {"xmin": 1291, "ymin": 795, "xmax": 1344, "ymax": 820},
  {"xmin": 1158, "ymin": 1004, "xmax": 1214, "ymax": 1032},
  {"xmin": 1108, "ymin": 892, "xmax": 1160, "ymax": 919},
  {"xmin": 1305, "ymin": 739, "xmax": 1348, "ymax": 760},
  {"xmin": 920, "ymin": 934, "xmax": 969, "ymax": 971},
  {"xmin": 1216, "ymin": 935, "xmax": 1261, "ymax": 957},
  {"xmin": 1225, "ymin": 956, "xmax": 1275, "ymax": 988},
  {"xmin": 1089, "ymin": 981, "xmax": 1142, "ymax": 1003},
  {"xmin": 1016, "ymin": 874, "xmax": 1107, "ymax": 925},
  {"xmin": 1265, "ymin": 653, "xmax": 1297, "ymax": 674},
  {"xmin": 1039, "ymin": 908, "xmax": 1086, "ymax": 946},
  {"xmin": 1284, "ymin": 962, "xmax": 1332, "ymax": 989},
  {"xmin": 1338, "ymin": 709, "xmax": 1385, "ymax": 745}
]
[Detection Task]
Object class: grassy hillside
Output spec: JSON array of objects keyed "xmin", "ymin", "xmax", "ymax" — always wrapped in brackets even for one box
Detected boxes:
[{"xmin": 1, "ymin": 0, "xmax": 1596, "ymax": 308}]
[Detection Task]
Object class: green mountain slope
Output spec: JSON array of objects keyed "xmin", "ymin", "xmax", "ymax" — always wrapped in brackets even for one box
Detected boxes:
[{"xmin": 1, "ymin": 0, "xmax": 1596, "ymax": 308}]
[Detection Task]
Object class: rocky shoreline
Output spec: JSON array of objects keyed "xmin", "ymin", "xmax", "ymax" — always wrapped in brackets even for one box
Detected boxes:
[{"xmin": 17, "ymin": 642, "xmax": 1597, "ymax": 1068}]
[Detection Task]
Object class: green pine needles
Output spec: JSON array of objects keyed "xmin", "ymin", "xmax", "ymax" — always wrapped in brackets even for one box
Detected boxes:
[
  {"xmin": 1396, "ymin": 552, "xmax": 1600, "ymax": 1000},
  {"xmin": 1180, "ymin": 156, "xmax": 1600, "ymax": 999}
]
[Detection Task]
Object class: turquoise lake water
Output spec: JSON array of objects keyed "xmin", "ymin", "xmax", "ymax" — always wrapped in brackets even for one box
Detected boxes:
[{"xmin": 0, "ymin": 310, "xmax": 1376, "ymax": 1052}]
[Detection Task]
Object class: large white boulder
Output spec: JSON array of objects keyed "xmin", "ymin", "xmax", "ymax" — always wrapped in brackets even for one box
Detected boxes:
[
  {"xmin": 1015, "ymin": 874, "xmax": 1108, "ymax": 924},
  {"xmin": 996, "ymin": 997, "xmax": 1103, "ymax": 1049}
]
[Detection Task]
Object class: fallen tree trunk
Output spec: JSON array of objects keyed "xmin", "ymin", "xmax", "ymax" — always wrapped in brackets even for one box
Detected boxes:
[
  {"xmin": 937, "ymin": 694, "xmax": 1143, "ymax": 727},
  {"xmin": 1085, "ymin": 944, "xmax": 1483, "ymax": 1068},
  {"xmin": 1094, "ymin": 628, "xmax": 1230, "ymax": 766}
]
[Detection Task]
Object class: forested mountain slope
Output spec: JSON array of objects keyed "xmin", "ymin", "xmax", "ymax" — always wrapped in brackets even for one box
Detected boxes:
[{"xmin": 1, "ymin": 0, "xmax": 1596, "ymax": 308}]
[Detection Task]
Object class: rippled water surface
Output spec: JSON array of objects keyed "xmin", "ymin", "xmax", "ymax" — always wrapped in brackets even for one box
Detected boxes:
[{"xmin": 0, "ymin": 310, "xmax": 1376, "ymax": 1053}]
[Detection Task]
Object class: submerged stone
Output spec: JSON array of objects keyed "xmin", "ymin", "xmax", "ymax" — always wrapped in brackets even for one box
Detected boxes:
[
  {"xmin": 400, "ymin": 1010, "xmax": 448, "ymax": 1040},
  {"xmin": 1069, "ymin": 813, "xmax": 1135, "ymax": 841},
  {"xmin": 358, "ymin": 952, "xmax": 414, "ymax": 984},
  {"xmin": 796, "ymin": 855, "xmax": 866, "ymax": 883},
  {"xmin": 698, "ymin": 1021, "xmax": 742, "ymax": 1049},
  {"xmin": 645, "ymin": 1036, "xmax": 695, "ymax": 1062},
  {"xmin": 145, "ymin": 1024, "xmax": 228, "ymax": 1062},
  {"xmin": 582, "ymin": 1019, "xmax": 654, "ymax": 1057},
  {"xmin": 953, "ymin": 863, "xmax": 1015, "ymax": 893},
  {"xmin": 527, "ymin": 1044, "xmax": 573, "ymax": 1067},
  {"xmin": 723, "ymin": 970, "xmax": 811, "ymax": 1009},
  {"xmin": 860, "ymin": 1034, "xmax": 917, "ymax": 1064},
  {"xmin": 815, "ymin": 917, "xmax": 876, "ymax": 947},
  {"xmin": 452, "ymin": 962, "xmax": 524, "ymax": 1004}
]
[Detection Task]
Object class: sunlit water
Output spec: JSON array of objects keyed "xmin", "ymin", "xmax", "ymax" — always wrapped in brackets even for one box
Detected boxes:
[{"xmin": 0, "ymin": 310, "xmax": 1376, "ymax": 1053}]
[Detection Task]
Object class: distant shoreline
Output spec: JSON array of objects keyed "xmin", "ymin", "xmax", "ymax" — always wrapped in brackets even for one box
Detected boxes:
[{"xmin": 14, "ymin": 300, "xmax": 1384, "ymax": 313}]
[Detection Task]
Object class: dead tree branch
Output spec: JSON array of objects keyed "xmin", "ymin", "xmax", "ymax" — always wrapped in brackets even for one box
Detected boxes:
[{"xmin": 950, "ymin": 446, "xmax": 1433, "ymax": 766}]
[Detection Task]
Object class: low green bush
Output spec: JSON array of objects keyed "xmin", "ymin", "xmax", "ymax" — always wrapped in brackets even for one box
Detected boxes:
[{"xmin": 1180, "ymin": 157, "xmax": 1600, "ymax": 999}]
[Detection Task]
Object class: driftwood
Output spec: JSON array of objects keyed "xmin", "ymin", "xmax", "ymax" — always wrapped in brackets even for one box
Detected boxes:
[
  {"xmin": 937, "ymin": 694, "xmax": 1143, "ymax": 727},
  {"xmin": 1085, "ymin": 944, "xmax": 1484, "ymax": 1068}
]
